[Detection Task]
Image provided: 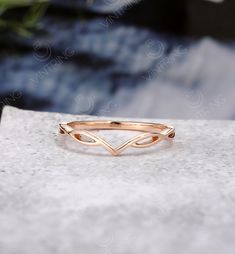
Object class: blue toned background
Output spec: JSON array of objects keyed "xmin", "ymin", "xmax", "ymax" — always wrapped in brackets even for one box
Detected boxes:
[{"xmin": 0, "ymin": 0, "xmax": 235, "ymax": 120}]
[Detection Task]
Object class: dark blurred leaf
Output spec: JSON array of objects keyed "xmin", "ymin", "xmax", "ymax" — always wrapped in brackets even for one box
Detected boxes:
[
  {"xmin": 0, "ymin": 0, "xmax": 48, "ymax": 10},
  {"xmin": 0, "ymin": 0, "xmax": 49, "ymax": 37}
]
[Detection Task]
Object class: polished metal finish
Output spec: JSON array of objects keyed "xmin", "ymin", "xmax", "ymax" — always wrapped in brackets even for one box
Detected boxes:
[{"xmin": 59, "ymin": 120, "xmax": 175, "ymax": 156}]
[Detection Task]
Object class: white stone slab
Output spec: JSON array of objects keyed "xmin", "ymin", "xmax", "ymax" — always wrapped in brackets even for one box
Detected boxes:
[{"xmin": 0, "ymin": 106, "xmax": 235, "ymax": 254}]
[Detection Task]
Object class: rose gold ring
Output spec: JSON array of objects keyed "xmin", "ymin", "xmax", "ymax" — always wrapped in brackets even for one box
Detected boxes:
[{"xmin": 59, "ymin": 120, "xmax": 175, "ymax": 156}]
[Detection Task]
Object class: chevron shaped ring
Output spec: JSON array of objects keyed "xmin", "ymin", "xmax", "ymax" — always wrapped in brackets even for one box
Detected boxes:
[{"xmin": 59, "ymin": 120, "xmax": 175, "ymax": 156}]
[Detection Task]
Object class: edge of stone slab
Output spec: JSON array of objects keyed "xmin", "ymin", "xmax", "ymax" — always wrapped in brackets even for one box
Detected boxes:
[
  {"xmin": 1, "ymin": 106, "xmax": 235, "ymax": 127},
  {"xmin": 0, "ymin": 106, "xmax": 91, "ymax": 126}
]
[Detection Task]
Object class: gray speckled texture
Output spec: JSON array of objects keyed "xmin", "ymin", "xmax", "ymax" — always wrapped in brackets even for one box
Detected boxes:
[{"xmin": 0, "ymin": 106, "xmax": 235, "ymax": 254}]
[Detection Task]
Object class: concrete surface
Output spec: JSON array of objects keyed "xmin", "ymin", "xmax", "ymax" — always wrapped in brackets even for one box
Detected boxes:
[{"xmin": 0, "ymin": 106, "xmax": 235, "ymax": 254}]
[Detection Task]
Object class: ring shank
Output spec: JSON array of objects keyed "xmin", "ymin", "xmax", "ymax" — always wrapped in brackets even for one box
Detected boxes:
[
  {"xmin": 59, "ymin": 120, "xmax": 175, "ymax": 155},
  {"xmin": 66, "ymin": 121, "xmax": 174, "ymax": 135}
]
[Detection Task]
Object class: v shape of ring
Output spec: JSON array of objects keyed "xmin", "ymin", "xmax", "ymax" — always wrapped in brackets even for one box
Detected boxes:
[{"xmin": 59, "ymin": 120, "xmax": 175, "ymax": 156}]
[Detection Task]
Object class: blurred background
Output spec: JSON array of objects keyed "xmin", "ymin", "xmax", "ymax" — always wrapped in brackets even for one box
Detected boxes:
[{"xmin": 0, "ymin": 0, "xmax": 235, "ymax": 120}]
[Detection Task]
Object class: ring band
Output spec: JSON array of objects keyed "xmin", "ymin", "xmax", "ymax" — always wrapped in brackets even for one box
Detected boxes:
[{"xmin": 59, "ymin": 120, "xmax": 175, "ymax": 156}]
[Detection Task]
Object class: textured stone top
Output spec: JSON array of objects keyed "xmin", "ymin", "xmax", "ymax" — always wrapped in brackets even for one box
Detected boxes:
[{"xmin": 0, "ymin": 106, "xmax": 235, "ymax": 254}]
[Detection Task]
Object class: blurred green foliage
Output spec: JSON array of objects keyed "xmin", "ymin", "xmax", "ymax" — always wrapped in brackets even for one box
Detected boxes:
[{"xmin": 0, "ymin": 0, "xmax": 49, "ymax": 36}]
